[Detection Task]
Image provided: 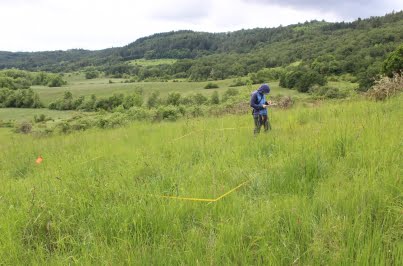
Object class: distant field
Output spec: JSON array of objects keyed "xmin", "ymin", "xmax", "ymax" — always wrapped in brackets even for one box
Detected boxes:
[
  {"xmin": 32, "ymin": 76, "xmax": 304, "ymax": 105},
  {"xmin": 0, "ymin": 108, "xmax": 78, "ymax": 122},
  {"xmin": 128, "ymin": 58, "xmax": 177, "ymax": 66}
]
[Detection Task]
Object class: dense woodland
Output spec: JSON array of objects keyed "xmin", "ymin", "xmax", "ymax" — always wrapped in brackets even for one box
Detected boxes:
[{"xmin": 0, "ymin": 12, "xmax": 402, "ymax": 89}]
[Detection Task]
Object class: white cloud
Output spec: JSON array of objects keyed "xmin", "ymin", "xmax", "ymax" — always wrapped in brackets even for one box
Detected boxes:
[
  {"xmin": 0, "ymin": 0, "xmax": 401, "ymax": 52},
  {"xmin": 150, "ymin": 0, "xmax": 212, "ymax": 21}
]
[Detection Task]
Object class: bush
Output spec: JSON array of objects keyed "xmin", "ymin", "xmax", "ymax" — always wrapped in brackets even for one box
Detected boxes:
[
  {"xmin": 147, "ymin": 91, "xmax": 160, "ymax": 109},
  {"xmin": 55, "ymin": 122, "xmax": 71, "ymax": 134},
  {"xmin": 279, "ymin": 71, "xmax": 303, "ymax": 88},
  {"xmin": 78, "ymin": 95, "xmax": 97, "ymax": 111},
  {"xmin": 48, "ymin": 91, "xmax": 74, "ymax": 110},
  {"xmin": 279, "ymin": 69, "xmax": 326, "ymax": 92},
  {"xmin": 166, "ymin": 92, "xmax": 181, "ymax": 106},
  {"xmin": 310, "ymin": 85, "xmax": 347, "ymax": 99},
  {"xmin": 249, "ymin": 68, "xmax": 285, "ymax": 84},
  {"xmin": 0, "ymin": 120, "xmax": 14, "ymax": 128},
  {"xmin": 155, "ymin": 106, "xmax": 181, "ymax": 121},
  {"xmin": 193, "ymin": 93, "xmax": 208, "ymax": 105},
  {"xmin": 96, "ymin": 113, "xmax": 128, "ymax": 128},
  {"xmin": 34, "ymin": 114, "xmax": 47, "ymax": 123},
  {"xmin": 0, "ymin": 88, "xmax": 42, "ymax": 108},
  {"xmin": 368, "ymin": 73, "xmax": 403, "ymax": 101},
  {"xmin": 229, "ymin": 78, "xmax": 248, "ymax": 87},
  {"xmin": 210, "ymin": 91, "xmax": 220, "ymax": 104},
  {"xmin": 179, "ymin": 95, "xmax": 194, "ymax": 105},
  {"xmin": 128, "ymin": 107, "xmax": 154, "ymax": 121},
  {"xmin": 188, "ymin": 105, "xmax": 204, "ymax": 117},
  {"xmin": 273, "ymin": 96, "xmax": 294, "ymax": 109},
  {"xmin": 85, "ymin": 70, "xmax": 99, "ymax": 79},
  {"xmin": 123, "ymin": 93, "xmax": 143, "ymax": 109},
  {"xmin": 204, "ymin": 82, "xmax": 219, "ymax": 89},
  {"xmin": 382, "ymin": 44, "xmax": 403, "ymax": 77},
  {"xmin": 222, "ymin": 88, "xmax": 239, "ymax": 102},
  {"xmin": 295, "ymin": 71, "xmax": 327, "ymax": 92},
  {"xmin": 324, "ymin": 87, "xmax": 347, "ymax": 99},
  {"xmin": 357, "ymin": 62, "xmax": 382, "ymax": 92},
  {"xmin": 16, "ymin": 121, "xmax": 32, "ymax": 134},
  {"xmin": 95, "ymin": 93, "xmax": 124, "ymax": 111},
  {"xmin": 47, "ymin": 75, "xmax": 67, "ymax": 87}
]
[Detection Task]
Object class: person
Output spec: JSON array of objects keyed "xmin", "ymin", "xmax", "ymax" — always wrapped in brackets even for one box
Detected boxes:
[{"xmin": 250, "ymin": 84, "xmax": 272, "ymax": 135}]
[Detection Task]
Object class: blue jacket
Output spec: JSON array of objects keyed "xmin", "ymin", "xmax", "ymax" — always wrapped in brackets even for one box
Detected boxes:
[{"xmin": 250, "ymin": 84, "xmax": 270, "ymax": 115}]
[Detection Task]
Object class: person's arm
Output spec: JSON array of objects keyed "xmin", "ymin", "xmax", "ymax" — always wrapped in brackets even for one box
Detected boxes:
[{"xmin": 250, "ymin": 94, "xmax": 264, "ymax": 110}]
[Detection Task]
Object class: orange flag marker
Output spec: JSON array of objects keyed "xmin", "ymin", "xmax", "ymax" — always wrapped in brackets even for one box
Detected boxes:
[{"xmin": 35, "ymin": 156, "xmax": 43, "ymax": 164}]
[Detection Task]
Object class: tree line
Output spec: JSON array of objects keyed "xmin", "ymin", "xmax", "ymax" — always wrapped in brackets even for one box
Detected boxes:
[{"xmin": 0, "ymin": 12, "xmax": 401, "ymax": 90}]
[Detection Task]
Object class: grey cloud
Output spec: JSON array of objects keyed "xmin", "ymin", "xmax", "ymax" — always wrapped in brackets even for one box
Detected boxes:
[{"xmin": 244, "ymin": 0, "xmax": 400, "ymax": 19}]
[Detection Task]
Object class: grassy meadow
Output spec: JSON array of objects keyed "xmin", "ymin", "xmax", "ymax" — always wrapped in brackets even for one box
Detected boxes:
[
  {"xmin": 0, "ymin": 108, "xmax": 78, "ymax": 122},
  {"xmin": 128, "ymin": 58, "xmax": 178, "ymax": 66},
  {"xmin": 31, "ymin": 74, "xmax": 303, "ymax": 105},
  {"xmin": 0, "ymin": 94, "xmax": 401, "ymax": 264}
]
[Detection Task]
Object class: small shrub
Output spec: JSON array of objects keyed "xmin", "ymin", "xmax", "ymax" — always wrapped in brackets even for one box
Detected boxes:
[
  {"xmin": 70, "ymin": 119, "xmax": 94, "ymax": 131},
  {"xmin": 0, "ymin": 120, "xmax": 14, "ymax": 128},
  {"xmin": 85, "ymin": 70, "xmax": 99, "ymax": 79},
  {"xmin": 222, "ymin": 88, "xmax": 239, "ymax": 102},
  {"xmin": 179, "ymin": 95, "xmax": 194, "ymax": 105},
  {"xmin": 96, "ymin": 113, "xmax": 128, "ymax": 129},
  {"xmin": 188, "ymin": 106, "xmax": 204, "ymax": 117},
  {"xmin": 210, "ymin": 91, "xmax": 220, "ymax": 104},
  {"xmin": 204, "ymin": 82, "xmax": 219, "ymax": 89},
  {"xmin": 310, "ymin": 86, "xmax": 347, "ymax": 99},
  {"xmin": 277, "ymin": 96, "xmax": 294, "ymax": 109},
  {"xmin": 166, "ymin": 92, "xmax": 181, "ymax": 106},
  {"xmin": 17, "ymin": 121, "xmax": 32, "ymax": 134},
  {"xmin": 147, "ymin": 91, "xmax": 160, "ymax": 109},
  {"xmin": 55, "ymin": 122, "xmax": 71, "ymax": 134},
  {"xmin": 229, "ymin": 78, "xmax": 248, "ymax": 87},
  {"xmin": 193, "ymin": 93, "xmax": 208, "ymax": 105},
  {"xmin": 128, "ymin": 107, "xmax": 153, "ymax": 121},
  {"xmin": 34, "ymin": 114, "xmax": 47, "ymax": 123},
  {"xmin": 48, "ymin": 75, "xmax": 67, "ymax": 87},
  {"xmin": 324, "ymin": 87, "xmax": 347, "ymax": 99},
  {"xmin": 155, "ymin": 106, "xmax": 181, "ymax": 121}
]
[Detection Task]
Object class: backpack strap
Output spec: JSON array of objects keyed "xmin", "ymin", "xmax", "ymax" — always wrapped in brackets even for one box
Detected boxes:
[{"xmin": 255, "ymin": 92, "xmax": 263, "ymax": 105}]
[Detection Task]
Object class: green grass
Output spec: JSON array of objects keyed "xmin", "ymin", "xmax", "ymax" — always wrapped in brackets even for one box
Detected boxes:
[
  {"xmin": 128, "ymin": 58, "xmax": 177, "ymax": 66},
  {"xmin": 32, "ymin": 77, "xmax": 303, "ymax": 105},
  {"xmin": 0, "ymin": 108, "xmax": 78, "ymax": 122},
  {"xmin": 0, "ymin": 95, "xmax": 402, "ymax": 264},
  {"xmin": 0, "ymin": 128, "xmax": 13, "ymax": 146}
]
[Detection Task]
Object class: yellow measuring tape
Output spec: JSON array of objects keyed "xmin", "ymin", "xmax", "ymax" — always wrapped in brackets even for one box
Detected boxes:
[
  {"xmin": 154, "ymin": 177, "xmax": 254, "ymax": 203},
  {"xmin": 171, "ymin": 126, "xmax": 251, "ymax": 142}
]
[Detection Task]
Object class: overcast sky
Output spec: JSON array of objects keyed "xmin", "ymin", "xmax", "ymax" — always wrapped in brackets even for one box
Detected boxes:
[{"xmin": 1, "ymin": 0, "xmax": 402, "ymax": 52}]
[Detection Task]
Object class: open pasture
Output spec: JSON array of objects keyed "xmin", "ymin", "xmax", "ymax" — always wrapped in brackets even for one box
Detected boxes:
[{"xmin": 0, "ymin": 95, "xmax": 401, "ymax": 264}]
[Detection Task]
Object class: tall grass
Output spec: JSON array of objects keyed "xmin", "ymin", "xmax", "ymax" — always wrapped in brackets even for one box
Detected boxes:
[{"xmin": 0, "ymin": 96, "xmax": 402, "ymax": 264}]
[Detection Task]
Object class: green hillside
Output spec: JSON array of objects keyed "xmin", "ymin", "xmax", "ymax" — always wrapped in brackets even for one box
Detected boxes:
[{"xmin": 0, "ymin": 12, "xmax": 402, "ymax": 89}]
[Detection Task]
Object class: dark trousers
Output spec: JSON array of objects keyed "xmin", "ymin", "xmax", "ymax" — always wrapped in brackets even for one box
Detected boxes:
[{"xmin": 253, "ymin": 114, "xmax": 271, "ymax": 134}]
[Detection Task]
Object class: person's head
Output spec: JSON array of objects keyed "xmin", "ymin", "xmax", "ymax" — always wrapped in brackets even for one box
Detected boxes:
[{"xmin": 258, "ymin": 84, "xmax": 270, "ymax": 94}]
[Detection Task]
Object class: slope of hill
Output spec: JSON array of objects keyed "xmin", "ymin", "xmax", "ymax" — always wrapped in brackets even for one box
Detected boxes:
[{"xmin": 0, "ymin": 11, "xmax": 402, "ymax": 85}]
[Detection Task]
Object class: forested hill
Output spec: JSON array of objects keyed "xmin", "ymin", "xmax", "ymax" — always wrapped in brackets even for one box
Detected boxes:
[{"xmin": 0, "ymin": 11, "xmax": 402, "ymax": 81}]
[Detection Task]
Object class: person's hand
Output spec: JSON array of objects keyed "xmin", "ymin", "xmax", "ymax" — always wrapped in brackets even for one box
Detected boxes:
[{"xmin": 262, "ymin": 104, "xmax": 268, "ymax": 108}]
